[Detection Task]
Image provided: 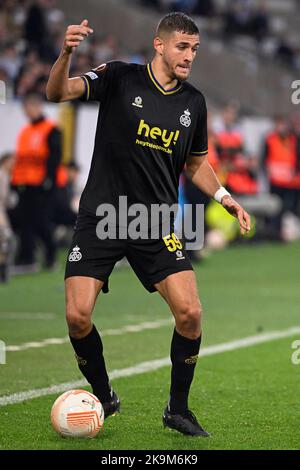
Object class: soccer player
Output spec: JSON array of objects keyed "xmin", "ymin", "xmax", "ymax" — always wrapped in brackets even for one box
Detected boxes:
[{"xmin": 46, "ymin": 12, "xmax": 250, "ymax": 436}]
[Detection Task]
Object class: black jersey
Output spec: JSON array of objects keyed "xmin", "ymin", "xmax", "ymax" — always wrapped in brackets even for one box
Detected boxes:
[{"xmin": 79, "ymin": 61, "xmax": 208, "ymax": 220}]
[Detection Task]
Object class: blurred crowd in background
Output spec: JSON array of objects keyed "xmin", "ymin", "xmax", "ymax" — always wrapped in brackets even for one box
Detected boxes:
[
  {"xmin": 182, "ymin": 104, "xmax": 300, "ymax": 261},
  {"xmin": 1, "ymin": 0, "xmax": 300, "ymax": 102},
  {"xmin": 0, "ymin": 0, "xmax": 148, "ymax": 101},
  {"xmin": 0, "ymin": 0, "xmax": 300, "ymax": 282},
  {"xmin": 141, "ymin": 0, "xmax": 300, "ymax": 70}
]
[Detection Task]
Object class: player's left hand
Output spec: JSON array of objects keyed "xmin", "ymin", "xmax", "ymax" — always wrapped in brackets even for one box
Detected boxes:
[{"xmin": 221, "ymin": 195, "xmax": 251, "ymax": 235}]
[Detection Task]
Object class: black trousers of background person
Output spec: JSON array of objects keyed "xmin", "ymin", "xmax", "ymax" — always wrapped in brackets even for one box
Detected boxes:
[
  {"xmin": 268, "ymin": 185, "xmax": 300, "ymax": 239},
  {"xmin": 16, "ymin": 186, "xmax": 56, "ymax": 266}
]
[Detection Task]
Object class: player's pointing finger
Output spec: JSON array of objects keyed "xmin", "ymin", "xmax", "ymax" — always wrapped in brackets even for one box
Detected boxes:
[
  {"xmin": 237, "ymin": 208, "xmax": 247, "ymax": 235},
  {"xmin": 80, "ymin": 19, "xmax": 93, "ymax": 33}
]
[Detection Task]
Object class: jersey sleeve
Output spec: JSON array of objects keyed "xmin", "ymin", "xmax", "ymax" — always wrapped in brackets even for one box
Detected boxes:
[
  {"xmin": 80, "ymin": 61, "xmax": 122, "ymax": 102},
  {"xmin": 189, "ymin": 95, "xmax": 208, "ymax": 157}
]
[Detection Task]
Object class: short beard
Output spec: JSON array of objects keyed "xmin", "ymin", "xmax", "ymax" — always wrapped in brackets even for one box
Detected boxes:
[
  {"xmin": 161, "ymin": 56, "xmax": 189, "ymax": 83},
  {"xmin": 172, "ymin": 64, "xmax": 190, "ymax": 83},
  {"xmin": 173, "ymin": 70, "xmax": 189, "ymax": 83}
]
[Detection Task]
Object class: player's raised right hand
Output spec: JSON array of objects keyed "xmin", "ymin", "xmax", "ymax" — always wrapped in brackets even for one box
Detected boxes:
[{"xmin": 63, "ymin": 19, "xmax": 93, "ymax": 54}]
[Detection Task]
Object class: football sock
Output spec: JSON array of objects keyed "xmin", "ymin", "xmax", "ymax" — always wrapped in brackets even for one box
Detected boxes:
[
  {"xmin": 69, "ymin": 324, "xmax": 112, "ymax": 403},
  {"xmin": 169, "ymin": 328, "xmax": 201, "ymax": 413}
]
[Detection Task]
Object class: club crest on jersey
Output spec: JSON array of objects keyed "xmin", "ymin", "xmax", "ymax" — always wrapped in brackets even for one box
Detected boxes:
[
  {"xmin": 132, "ymin": 96, "xmax": 143, "ymax": 108},
  {"xmin": 68, "ymin": 245, "xmax": 82, "ymax": 262},
  {"xmin": 180, "ymin": 109, "xmax": 191, "ymax": 127}
]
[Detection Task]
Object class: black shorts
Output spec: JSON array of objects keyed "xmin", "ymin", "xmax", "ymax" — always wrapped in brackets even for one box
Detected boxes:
[{"xmin": 65, "ymin": 209, "xmax": 193, "ymax": 293}]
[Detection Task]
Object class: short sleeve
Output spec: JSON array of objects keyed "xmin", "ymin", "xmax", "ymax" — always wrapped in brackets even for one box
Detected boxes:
[
  {"xmin": 80, "ymin": 61, "xmax": 120, "ymax": 102},
  {"xmin": 189, "ymin": 95, "xmax": 208, "ymax": 157}
]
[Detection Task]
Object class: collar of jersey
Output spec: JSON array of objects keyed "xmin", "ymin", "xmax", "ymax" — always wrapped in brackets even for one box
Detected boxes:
[{"xmin": 146, "ymin": 63, "xmax": 182, "ymax": 95}]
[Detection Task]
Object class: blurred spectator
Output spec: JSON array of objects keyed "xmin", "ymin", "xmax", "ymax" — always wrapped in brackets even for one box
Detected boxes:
[
  {"xmin": 52, "ymin": 161, "xmax": 80, "ymax": 228},
  {"xmin": 0, "ymin": 42, "xmax": 21, "ymax": 80},
  {"xmin": 250, "ymin": 1, "xmax": 269, "ymax": 42},
  {"xmin": 291, "ymin": 113, "xmax": 300, "ymax": 220},
  {"xmin": 15, "ymin": 58, "xmax": 50, "ymax": 98},
  {"xmin": 185, "ymin": 111, "xmax": 220, "ymax": 203},
  {"xmin": 214, "ymin": 104, "xmax": 258, "ymax": 195},
  {"xmin": 183, "ymin": 112, "xmax": 221, "ymax": 260},
  {"xmin": 11, "ymin": 93, "xmax": 62, "ymax": 270},
  {"xmin": 149, "ymin": 0, "xmax": 216, "ymax": 16},
  {"xmin": 0, "ymin": 152, "xmax": 14, "ymax": 282},
  {"xmin": 127, "ymin": 47, "xmax": 149, "ymax": 65},
  {"xmin": 223, "ymin": 0, "xmax": 269, "ymax": 41},
  {"xmin": 92, "ymin": 34, "xmax": 119, "ymax": 64},
  {"xmin": 262, "ymin": 115, "xmax": 300, "ymax": 240},
  {"xmin": 24, "ymin": 1, "xmax": 47, "ymax": 48},
  {"xmin": 24, "ymin": 0, "xmax": 55, "ymax": 61},
  {"xmin": 291, "ymin": 114, "xmax": 300, "ymax": 166},
  {"xmin": 141, "ymin": 0, "xmax": 161, "ymax": 10},
  {"xmin": 223, "ymin": 0, "xmax": 253, "ymax": 37},
  {"xmin": 212, "ymin": 102, "xmax": 241, "ymax": 134},
  {"xmin": 275, "ymin": 35, "xmax": 295, "ymax": 68},
  {"xmin": 206, "ymin": 112, "xmax": 222, "ymax": 179},
  {"xmin": 0, "ymin": 1, "xmax": 130, "ymax": 100},
  {"xmin": 170, "ymin": 1, "xmax": 198, "ymax": 15},
  {"xmin": 70, "ymin": 52, "xmax": 92, "ymax": 77},
  {"xmin": 140, "ymin": 0, "xmax": 300, "ymax": 70},
  {"xmin": 185, "ymin": 104, "xmax": 258, "ymax": 239},
  {"xmin": 193, "ymin": 0, "xmax": 215, "ymax": 18},
  {"xmin": 65, "ymin": 161, "xmax": 81, "ymax": 213},
  {"xmin": 0, "ymin": 65, "xmax": 13, "ymax": 98}
]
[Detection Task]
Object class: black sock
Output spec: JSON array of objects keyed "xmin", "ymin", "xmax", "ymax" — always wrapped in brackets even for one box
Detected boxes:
[
  {"xmin": 169, "ymin": 328, "xmax": 201, "ymax": 413},
  {"xmin": 69, "ymin": 324, "xmax": 111, "ymax": 403}
]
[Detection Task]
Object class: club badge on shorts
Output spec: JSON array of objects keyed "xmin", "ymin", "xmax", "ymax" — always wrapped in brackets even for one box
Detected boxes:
[{"xmin": 69, "ymin": 245, "xmax": 82, "ymax": 262}]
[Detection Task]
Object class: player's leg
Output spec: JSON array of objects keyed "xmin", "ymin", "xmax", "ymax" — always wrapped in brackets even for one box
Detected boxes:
[
  {"xmin": 154, "ymin": 270, "xmax": 209, "ymax": 436},
  {"xmin": 65, "ymin": 275, "xmax": 103, "ymax": 338},
  {"xmin": 154, "ymin": 270, "xmax": 202, "ymax": 411},
  {"xmin": 65, "ymin": 276, "xmax": 120, "ymax": 417},
  {"xmin": 155, "ymin": 270, "xmax": 202, "ymax": 338}
]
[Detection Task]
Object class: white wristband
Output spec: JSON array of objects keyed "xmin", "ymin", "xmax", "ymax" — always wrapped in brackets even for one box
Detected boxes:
[{"xmin": 214, "ymin": 187, "xmax": 231, "ymax": 203}]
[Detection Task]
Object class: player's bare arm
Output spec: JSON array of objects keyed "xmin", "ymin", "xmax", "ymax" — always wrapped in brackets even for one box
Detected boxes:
[
  {"xmin": 186, "ymin": 154, "xmax": 251, "ymax": 235},
  {"xmin": 46, "ymin": 19, "xmax": 93, "ymax": 103}
]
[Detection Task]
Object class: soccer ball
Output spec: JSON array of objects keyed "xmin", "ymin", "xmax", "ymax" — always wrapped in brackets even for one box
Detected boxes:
[{"xmin": 51, "ymin": 389, "xmax": 104, "ymax": 438}]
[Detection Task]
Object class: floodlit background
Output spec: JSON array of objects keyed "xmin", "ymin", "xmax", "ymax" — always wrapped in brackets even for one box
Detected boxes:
[{"xmin": 0, "ymin": 0, "xmax": 299, "ymax": 450}]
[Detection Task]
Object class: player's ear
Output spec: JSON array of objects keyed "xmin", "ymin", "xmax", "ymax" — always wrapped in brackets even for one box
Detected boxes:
[{"xmin": 153, "ymin": 36, "xmax": 164, "ymax": 55}]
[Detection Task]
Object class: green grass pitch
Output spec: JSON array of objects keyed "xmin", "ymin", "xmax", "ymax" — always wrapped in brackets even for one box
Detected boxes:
[{"xmin": 0, "ymin": 241, "xmax": 299, "ymax": 450}]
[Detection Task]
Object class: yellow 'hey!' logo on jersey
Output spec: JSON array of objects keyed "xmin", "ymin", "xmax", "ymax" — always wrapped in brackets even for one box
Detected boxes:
[{"xmin": 137, "ymin": 119, "xmax": 180, "ymax": 148}]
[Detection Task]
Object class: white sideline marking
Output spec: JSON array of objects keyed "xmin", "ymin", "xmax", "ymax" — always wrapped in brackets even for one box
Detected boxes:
[
  {"xmin": 1, "ymin": 325, "xmax": 299, "ymax": 407},
  {"xmin": 0, "ymin": 313, "xmax": 56, "ymax": 320},
  {"xmin": 6, "ymin": 319, "xmax": 174, "ymax": 352}
]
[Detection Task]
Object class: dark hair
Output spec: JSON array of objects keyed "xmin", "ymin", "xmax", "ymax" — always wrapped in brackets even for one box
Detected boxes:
[
  {"xmin": 22, "ymin": 92, "xmax": 44, "ymax": 105},
  {"xmin": 0, "ymin": 152, "xmax": 13, "ymax": 167},
  {"xmin": 273, "ymin": 114, "xmax": 286, "ymax": 122},
  {"xmin": 156, "ymin": 12, "xmax": 199, "ymax": 37}
]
